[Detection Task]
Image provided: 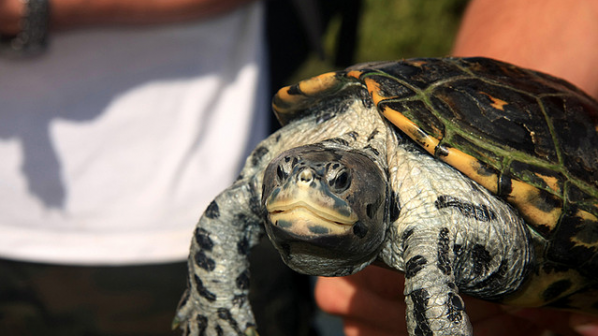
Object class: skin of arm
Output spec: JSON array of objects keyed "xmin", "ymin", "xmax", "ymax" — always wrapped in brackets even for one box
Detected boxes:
[
  {"xmin": 316, "ymin": 0, "xmax": 598, "ymax": 335},
  {"xmin": 0, "ymin": 0, "xmax": 256, "ymax": 35},
  {"xmin": 452, "ymin": 0, "xmax": 598, "ymax": 100}
]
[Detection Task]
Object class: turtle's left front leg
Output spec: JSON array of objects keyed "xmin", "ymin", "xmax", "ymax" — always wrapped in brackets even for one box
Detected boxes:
[
  {"xmin": 400, "ymin": 224, "xmax": 473, "ymax": 336},
  {"xmin": 385, "ymin": 143, "xmax": 532, "ymax": 336}
]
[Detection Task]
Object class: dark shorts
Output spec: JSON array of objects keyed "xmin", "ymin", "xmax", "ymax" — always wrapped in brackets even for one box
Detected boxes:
[
  {"xmin": 0, "ymin": 259, "xmax": 187, "ymax": 336},
  {"xmin": 0, "ymin": 239, "xmax": 317, "ymax": 336}
]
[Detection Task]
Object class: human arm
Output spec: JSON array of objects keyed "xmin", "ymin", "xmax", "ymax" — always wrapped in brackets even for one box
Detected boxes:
[
  {"xmin": 0, "ymin": 0, "xmax": 256, "ymax": 35},
  {"xmin": 452, "ymin": 0, "xmax": 598, "ymax": 100},
  {"xmin": 315, "ymin": 266, "xmax": 598, "ymax": 336}
]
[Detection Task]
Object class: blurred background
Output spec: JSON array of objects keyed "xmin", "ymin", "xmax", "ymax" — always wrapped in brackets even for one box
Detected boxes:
[{"xmin": 270, "ymin": 0, "xmax": 469, "ymax": 89}]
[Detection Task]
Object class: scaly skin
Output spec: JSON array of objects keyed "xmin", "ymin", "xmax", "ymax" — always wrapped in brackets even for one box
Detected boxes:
[
  {"xmin": 176, "ymin": 79, "xmax": 560, "ymax": 336},
  {"xmin": 174, "ymin": 179, "xmax": 262, "ymax": 335},
  {"xmin": 379, "ymin": 141, "xmax": 532, "ymax": 335}
]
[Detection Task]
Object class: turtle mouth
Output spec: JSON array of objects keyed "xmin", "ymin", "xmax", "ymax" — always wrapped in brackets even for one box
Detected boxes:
[{"xmin": 267, "ymin": 201, "xmax": 357, "ymax": 235}]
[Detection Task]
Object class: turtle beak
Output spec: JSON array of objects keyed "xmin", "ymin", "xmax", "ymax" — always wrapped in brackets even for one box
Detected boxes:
[{"xmin": 264, "ymin": 165, "xmax": 358, "ymax": 237}]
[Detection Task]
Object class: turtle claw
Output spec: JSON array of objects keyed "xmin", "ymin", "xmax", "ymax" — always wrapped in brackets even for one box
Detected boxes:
[
  {"xmin": 245, "ymin": 326, "xmax": 260, "ymax": 336},
  {"xmin": 171, "ymin": 316, "xmax": 180, "ymax": 331}
]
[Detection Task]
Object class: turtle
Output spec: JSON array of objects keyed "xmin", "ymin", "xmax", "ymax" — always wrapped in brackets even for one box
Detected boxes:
[{"xmin": 174, "ymin": 57, "xmax": 598, "ymax": 336}]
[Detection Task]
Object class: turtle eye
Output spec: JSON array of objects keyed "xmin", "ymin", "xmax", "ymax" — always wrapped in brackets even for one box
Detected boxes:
[
  {"xmin": 334, "ymin": 171, "xmax": 350, "ymax": 191},
  {"xmin": 328, "ymin": 164, "xmax": 351, "ymax": 193}
]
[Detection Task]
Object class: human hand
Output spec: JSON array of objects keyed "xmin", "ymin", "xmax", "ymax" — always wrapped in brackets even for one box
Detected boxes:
[{"xmin": 315, "ymin": 266, "xmax": 598, "ymax": 336}]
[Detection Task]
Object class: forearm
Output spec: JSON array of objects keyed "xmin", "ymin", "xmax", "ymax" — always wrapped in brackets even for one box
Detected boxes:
[
  {"xmin": 0, "ymin": 0, "xmax": 256, "ymax": 35},
  {"xmin": 452, "ymin": 0, "xmax": 598, "ymax": 99}
]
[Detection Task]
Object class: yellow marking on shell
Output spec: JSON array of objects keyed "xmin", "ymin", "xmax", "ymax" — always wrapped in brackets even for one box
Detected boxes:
[
  {"xmin": 380, "ymin": 105, "xmax": 440, "ymax": 152},
  {"xmin": 440, "ymin": 147, "xmax": 499, "ymax": 194},
  {"xmin": 363, "ymin": 76, "xmax": 385, "ymax": 101},
  {"xmin": 574, "ymin": 208, "xmax": 597, "ymax": 222},
  {"xmin": 273, "ymin": 87, "xmax": 303, "ymax": 115},
  {"xmin": 480, "ymin": 92, "xmax": 509, "ymax": 110},
  {"xmin": 408, "ymin": 60, "xmax": 428, "ymax": 67},
  {"xmin": 298, "ymin": 72, "xmax": 339, "ymax": 96},
  {"xmin": 570, "ymin": 209, "xmax": 598, "ymax": 248},
  {"xmin": 507, "ymin": 179, "xmax": 562, "ymax": 232},
  {"xmin": 273, "ymin": 72, "xmax": 340, "ymax": 115},
  {"xmin": 347, "ymin": 70, "xmax": 364, "ymax": 79},
  {"xmin": 502, "ymin": 267, "xmax": 587, "ymax": 307},
  {"xmin": 534, "ymin": 172, "xmax": 561, "ymax": 194}
]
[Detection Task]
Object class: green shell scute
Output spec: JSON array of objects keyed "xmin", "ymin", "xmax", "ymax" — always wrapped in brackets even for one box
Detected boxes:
[{"xmin": 370, "ymin": 58, "xmax": 598, "ymax": 197}]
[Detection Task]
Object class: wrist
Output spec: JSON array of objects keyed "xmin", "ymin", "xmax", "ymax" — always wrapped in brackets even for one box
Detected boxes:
[
  {"xmin": 0, "ymin": 0, "xmax": 24, "ymax": 36},
  {"xmin": 0, "ymin": 0, "xmax": 51, "ymax": 57}
]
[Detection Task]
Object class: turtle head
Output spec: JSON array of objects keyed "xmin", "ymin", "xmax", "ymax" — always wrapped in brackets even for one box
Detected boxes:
[{"xmin": 262, "ymin": 143, "xmax": 388, "ymax": 276}]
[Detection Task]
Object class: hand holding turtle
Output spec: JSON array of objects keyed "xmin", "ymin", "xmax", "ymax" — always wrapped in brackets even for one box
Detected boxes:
[{"xmin": 316, "ymin": 267, "xmax": 598, "ymax": 336}]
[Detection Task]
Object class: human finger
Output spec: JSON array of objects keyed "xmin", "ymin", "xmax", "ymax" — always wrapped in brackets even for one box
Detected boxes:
[{"xmin": 315, "ymin": 267, "xmax": 406, "ymax": 334}]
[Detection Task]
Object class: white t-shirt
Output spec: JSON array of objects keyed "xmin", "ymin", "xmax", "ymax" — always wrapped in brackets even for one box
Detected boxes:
[{"xmin": 0, "ymin": 2, "xmax": 268, "ymax": 265}]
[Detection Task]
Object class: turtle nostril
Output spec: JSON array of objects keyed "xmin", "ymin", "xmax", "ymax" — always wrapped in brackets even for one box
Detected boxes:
[{"xmin": 299, "ymin": 169, "xmax": 313, "ymax": 183}]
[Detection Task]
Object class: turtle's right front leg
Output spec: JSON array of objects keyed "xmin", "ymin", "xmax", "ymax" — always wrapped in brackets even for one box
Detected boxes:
[{"xmin": 175, "ymin": 180, "xmax": 264, "ymax": 336}]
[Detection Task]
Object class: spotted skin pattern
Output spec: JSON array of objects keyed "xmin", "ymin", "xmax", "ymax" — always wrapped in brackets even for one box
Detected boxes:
[{"xmin": 176, "ymin": 58, "xmax": 598, "ymax": 336}]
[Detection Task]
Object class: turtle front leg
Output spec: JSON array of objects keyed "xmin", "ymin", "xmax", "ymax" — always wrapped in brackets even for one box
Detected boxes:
[
  {"xmin": 175, "ymin": 180, "xmax": 263, "ymax": 336},
  {"xmin": 401, "ymin": 226, "xmax": 472, "ymax": 336}
]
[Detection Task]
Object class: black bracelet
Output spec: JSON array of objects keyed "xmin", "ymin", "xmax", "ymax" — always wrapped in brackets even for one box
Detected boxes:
[{"xmin": 0, "ymin": 0, "xmax": 51, "ymax": 57}]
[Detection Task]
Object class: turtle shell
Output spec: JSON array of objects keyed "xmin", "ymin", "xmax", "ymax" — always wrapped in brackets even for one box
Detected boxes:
[{"xmin": 272, "ymin": 57, "xmax": 598, "ymax": 280}]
